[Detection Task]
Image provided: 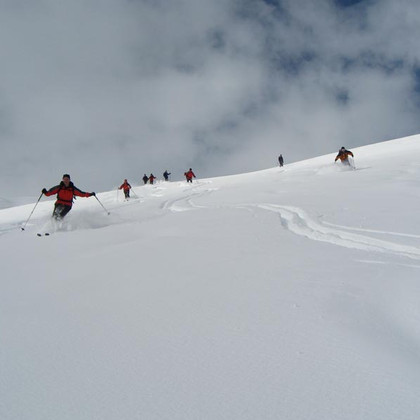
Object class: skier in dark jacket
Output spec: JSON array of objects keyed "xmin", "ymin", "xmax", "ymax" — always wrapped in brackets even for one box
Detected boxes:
[
  {"xmin": 278, "ymin": 154, "xmax": 284, "ymax": 167},
  {"xmin": 335, "ymin": 147, "xmax": 354, "ymax": 165},
  {"xmin": 119, "ymin": 179, "xmax": 132, "ymax": 199},
  {"xmin": 142, "ymin": 174, "xmax": 148, "ymax": 185},
  {"xmin": 163, "ymin": 170, "xmax": 171, "ymax": 181},
  {"xmin": 42, "ymin": 174, "xmax": 95, "ymax": 219}
]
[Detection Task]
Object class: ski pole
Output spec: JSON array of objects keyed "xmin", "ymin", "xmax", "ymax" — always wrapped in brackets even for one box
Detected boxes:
[
  {"xmin": 21, "ymin": 192, "xmax": 43, "ymax": 231},
  {"xmin": 131, "ymin": 188, "xmax": 139, "ymax": 199},
  {"xmin": 94, "ymin": 195, "xmax": 111, "ymax": 215}
]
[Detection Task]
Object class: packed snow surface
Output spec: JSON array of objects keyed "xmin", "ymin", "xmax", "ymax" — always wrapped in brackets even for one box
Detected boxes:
[{"xmin": 1, "ymin": 135, "xmax": 420, "ymax": 419}]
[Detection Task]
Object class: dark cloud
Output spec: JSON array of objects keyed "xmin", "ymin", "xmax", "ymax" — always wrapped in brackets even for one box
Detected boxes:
[
  {"xmin": 334, "ymin": 0, "xmax": 367, "ymax": 7},
  {"xmin": 1, "ymin": 0, "xmax": 420, "ymax": 202}
]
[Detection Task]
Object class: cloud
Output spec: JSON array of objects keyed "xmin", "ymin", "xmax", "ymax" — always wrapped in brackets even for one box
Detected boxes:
[{"xmin": 1, "ymin": 0, "xmax": 420, "ymax": 200}]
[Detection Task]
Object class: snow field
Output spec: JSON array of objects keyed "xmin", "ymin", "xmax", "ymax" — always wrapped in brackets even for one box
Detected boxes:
[{"xmin": 1, "ymin": 135, "xmax": 420, "ymax": 419}]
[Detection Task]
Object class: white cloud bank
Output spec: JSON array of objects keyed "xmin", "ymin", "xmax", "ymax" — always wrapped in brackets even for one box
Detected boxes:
[{"xmin": 1, "ymin": 0, "xmax": 420, "ymax": 199}]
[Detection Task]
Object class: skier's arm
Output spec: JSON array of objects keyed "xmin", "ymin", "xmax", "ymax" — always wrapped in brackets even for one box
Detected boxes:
[
  {"xmin": 43, "ymin": 185, "xmax": 61, "ymax": 196},
  {"xmin": 73, "ymin": 186, "xmax": 94, "ymax": 198}
]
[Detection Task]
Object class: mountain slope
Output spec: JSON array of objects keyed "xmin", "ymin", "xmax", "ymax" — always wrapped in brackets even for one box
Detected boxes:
[{"xmin": 1, "ymin": 135, "xmax": 420, "ymax": 420}]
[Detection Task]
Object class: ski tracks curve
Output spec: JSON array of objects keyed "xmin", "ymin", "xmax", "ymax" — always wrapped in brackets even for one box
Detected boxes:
[
  {"xmin": 163, "ymin": 190, "xmax": 420, "ymax": 260},
  {"xmin": 161, "ymin": 184, "xmax": 219, "ymax": 213},
  {"xmin": 256, "ymin": 204, "xmax": 420, "ymax": 260}
]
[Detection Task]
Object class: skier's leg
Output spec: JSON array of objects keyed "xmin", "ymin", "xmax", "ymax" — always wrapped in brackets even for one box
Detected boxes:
[
  {"xmin": 53, "ymin": 204, "xmax": 71, "ymax": 219},
  {"xmin": 60, "ymin": 205, "xmax": 72, "ymax": 218},
  {"xmin": 53, "ymin": 204, "xmax": 64, "ymax": 219}
]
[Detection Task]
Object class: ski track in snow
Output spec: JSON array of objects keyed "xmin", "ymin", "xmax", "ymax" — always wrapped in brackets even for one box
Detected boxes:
[
  {"xmin": 257, "ymin": 204, "xmax": 420, "ymax": 261},
  {"xmin": 163, "ymin": 190, "xmax": 420, "ymax": 261},
  {"xmin": 161, "ymin": 183, "xmax": 219, "ymax": 212},
  {"xmin": 322, "ymin": 221, "xmax": 420, "ymax": 239}
]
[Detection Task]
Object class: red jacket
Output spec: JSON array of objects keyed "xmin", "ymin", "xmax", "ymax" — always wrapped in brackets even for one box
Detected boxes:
[
  {"xmin": 44, "ymin": 182, "xmax": 91, "ymax": 206},
  {"xmin": 185, "ymin": 170, "xmax": 196, "ymax": 180},
  {"xmin": 119, "ymin": 181, "xmax": 131, "ymax": 191}
]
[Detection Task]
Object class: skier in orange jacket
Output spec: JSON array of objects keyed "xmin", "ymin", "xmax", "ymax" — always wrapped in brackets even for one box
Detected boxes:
[
  {"xmin": 119, "ymin": 179, "xmax": 132, "ymax": 199},
  {"xmin": 335, "ymin": 147, "xmax": 354, "ymax": 165},
  {"xmin": 42, "ymin": 174, "xmax": 95, "ymax": 219}
]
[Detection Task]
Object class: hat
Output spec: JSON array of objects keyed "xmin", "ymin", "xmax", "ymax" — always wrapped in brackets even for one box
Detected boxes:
[{"xmin": 62, "ymin": 174, "xmax": 71, "ymax": 179}]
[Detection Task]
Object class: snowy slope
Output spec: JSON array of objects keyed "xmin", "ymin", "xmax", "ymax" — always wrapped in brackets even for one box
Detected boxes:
[{"xmin": 1, "ymin": 135, "xmax": 420, "ymax": 420}]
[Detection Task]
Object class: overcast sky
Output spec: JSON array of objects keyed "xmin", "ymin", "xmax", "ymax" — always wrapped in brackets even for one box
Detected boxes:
[{"xmin": 1, "ymin": 0, "xmax": 420, "ymax": 200}]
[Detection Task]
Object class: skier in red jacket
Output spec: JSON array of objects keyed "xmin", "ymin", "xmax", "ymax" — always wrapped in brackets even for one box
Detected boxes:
[
  {"xmin": 149, "ymin": 174, "xmax": 156, "ymax": 185},
  {"xmin": 119, "ymin": 179, "xmax": 132, "ymax": 199},
  {"xmin": 184, "ymin": 168, "xmax": 196, "ymax": 183},
  {"xmin": 42, "ymin": 174, "xmax": 95, "ymax": 219}
]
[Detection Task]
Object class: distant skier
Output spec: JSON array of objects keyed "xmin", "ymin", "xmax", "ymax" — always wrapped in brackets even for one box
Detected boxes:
[
  {"xmin": 335, "ymin": 147, "xmax": 354, "ymax": 166},
  {"xmin": 119, "ymin": 179, "xmax": 132, "ymax": 199},
  {"xmin": 163, "ymin": 170, "xmax": 171, "ymax": 181},
  {"xmin": 42, "ymin": 174, "xmax": 95, "ymax": 220},
  {"xmin": 142, "ymin": 174, "xmax": 149, "ymax": 185},
  {"xmin": 278, "ymin": 154, "xmax": 284, "ymax": 167},
  {"xmin": 149, "ymin": 174, "xmax": 156, "ymax": 185},
  {"xmin": 184, "ymin": 168, "xmax": 196, "ymax": 183}
]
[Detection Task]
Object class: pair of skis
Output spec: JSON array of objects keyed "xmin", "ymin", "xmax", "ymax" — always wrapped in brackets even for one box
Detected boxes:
[{"xmin": 36, "ymin": 219, "xmax": 62, "ymax": 237}]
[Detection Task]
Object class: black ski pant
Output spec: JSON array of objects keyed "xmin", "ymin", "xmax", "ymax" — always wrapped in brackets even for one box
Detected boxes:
[{"xmin": 53, "ymin": 203, "xmax": 72, "ymax": 220}]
